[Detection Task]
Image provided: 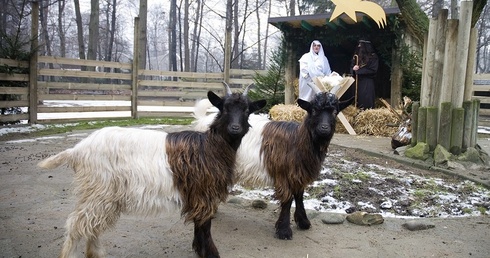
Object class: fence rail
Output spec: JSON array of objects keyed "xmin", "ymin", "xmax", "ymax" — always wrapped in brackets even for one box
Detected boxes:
[{"xmin": 1, "ymin": 56, "xmax": 265, "ymax": 124}]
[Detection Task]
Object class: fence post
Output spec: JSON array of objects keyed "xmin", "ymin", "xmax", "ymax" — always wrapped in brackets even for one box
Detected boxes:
[
  {"xmin": 131, "ymin": 17, "xmax": 140, "ymax": 119},
  {"xmin": 223, "ymin": 26, "xmax": 231, "ymax": 85},
  {"xmin": 29, "ymin": 1, "xmax": 39, "ymax": 124}
]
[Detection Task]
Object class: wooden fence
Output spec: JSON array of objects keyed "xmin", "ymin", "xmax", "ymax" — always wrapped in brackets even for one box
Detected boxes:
[
  {"xmin": 1, "ymin": 56, "xmax": 490, "ymax": 124},
  {"xmin": 473, "ymin": 73, "xmax": 490, "ymax": 116},
  {"xmin": 0, "ymin": 56, "xmax": 264, "ymax": 124}
]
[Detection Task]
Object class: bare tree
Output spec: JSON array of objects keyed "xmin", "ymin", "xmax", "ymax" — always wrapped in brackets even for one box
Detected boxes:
[
  {"xmin": 191, "ymin": 0, "xmax": 204, "ymax": 72},
  {"xmin": 138, "ymin": 0, "xmax": 147, "ymax": 69},
  {"xmin": 73, "ymin": 0, "xmax": 86, "ymax": 60},
  {"xmin": 39, "ymin": 0, "xmax": 52, "ymax": 57},
  {"xmin": 169, "ymin": 0, "xmax": 177, "ymax": 71},
  {"xmin": 57, "ymin": 0, "xmax": 66, "ymax": 57},
  {"xmin": 183, "ymin": 0, "xmax": 190, "ymax": 71},
  {"xmin": 88, "ymin": 0, "xmax": 99, "ymax": 62}
]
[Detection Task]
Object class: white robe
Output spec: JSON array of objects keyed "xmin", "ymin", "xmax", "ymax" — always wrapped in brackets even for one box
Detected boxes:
[{"xmin": 298, "ymin": 40, "xmax": 332, "ymax": 101}]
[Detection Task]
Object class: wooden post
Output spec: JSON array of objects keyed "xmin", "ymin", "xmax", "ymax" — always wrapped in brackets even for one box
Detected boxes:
[
  {"xmin": 417, "ymin": 107, "xmax": 427, "ymax": 144},
  {"xmin": 450, "ymin": 107, "xmax": 465, "ymax": 155},
  {"xmin": 462, "ymin": 101, "xmax": 473, "ymax": 151},
  {"xmin": 224, "ymin": 25, "xmax": 231, "ymax": 85},
  {"xmin": 438, "ymin": 102, "xmax": 452, "ymax": 150},
  {"xmin": 470, "ymin": 99, "xmax": 480, "ymax": 147},
  {"xmin": 420, "ymin": 20, "xmax": 437, "ymax": 107},
  {"xmin": 432, "ymin": 10, "xmax": 448, "ymax": 108},
  {"xmin": 131, "ymin": 17, "xmax": 139, "ymax": 119},
  {"xmin": 440, "ymin": 19, "xmax": 458, "ymax": 104},
  {"xmin": 29, "ymin": 1, "xmax": 39, "ymax": 124},
  {"xmin": 464, "ymin": 28, "xmax": 478, "ymax": 101},
  {"xmin": 451, "ymin": 0, "xmax": 473, "ymax": 108},
  {"xmin": 390, "ymin": 45, "xmax": 402, "ymax": 108},
  {"xmin": 426, "ymin": 107, "xmax": 438, "ymax": 151},
  {"xmin": 411, "ymin": 102, "xmax": 419, "ymax": 147}
]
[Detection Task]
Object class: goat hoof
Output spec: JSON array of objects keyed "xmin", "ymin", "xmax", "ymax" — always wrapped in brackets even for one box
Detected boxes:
[
  {"xmin": 296, "ymin": 219, "xmax": 311, "ymax": 230},
  {"xmin": 275, "ymin": 228, "xmax": 293, "ymax": 240}
]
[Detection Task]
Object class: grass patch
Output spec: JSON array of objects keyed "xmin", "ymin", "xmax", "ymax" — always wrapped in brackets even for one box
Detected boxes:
[{"xmin": 0, "ymin": 117, "xmax": 193, "ymax": 141}]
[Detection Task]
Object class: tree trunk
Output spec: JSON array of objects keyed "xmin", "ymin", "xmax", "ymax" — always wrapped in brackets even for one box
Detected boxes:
[
  {"xmin": 39, "ymin": 0, "xmax": 52, "ymax": 57},
  {"xmin": 138, "ymin": 0, "xmax": 147, "ymax": 69},
  {"xmin": 232, "ymin": 0, "xmax": 240, "ymax": 69},
  {"xmin": 183, "ymin": 0, "xmax": 190, "ymax": 72},
  {"xmin": 289, "ymin": 0, "xmax": 295, "ymax": 16},
  {"xmin": 432, "ymin": 0, "xmax": 443, "ymax": 18},
  {"xmin": 263, "ymin": 0, "xmax": 272, "ymax": 69},
  {"xmin": 88, "ymin": 0, "xmax": 100, "ymax": 63},
  {"xmin": 169, "ymin": 0, "xmax": 177, "ymax": 72},
  {"xmin": 191, "ymin": 0, "xmax": 203, "ymax": 72},
  {"xmin": 108, "ymin": 0, "xmax": 116, "ymax": 62},
  {"xmin": 395, "ymin": 0, "xmax": 429, "ymax": 44},
  {"xmin": 255, "ymin": 0, "xmax": 261, "ymax": 69},
  {"xmin": 57, "ymin": 0, "xmax": 66, "ymax": 57},
  {"xmin": 73, "ymin": 0, "xmax": 86, "ymax": 61}
]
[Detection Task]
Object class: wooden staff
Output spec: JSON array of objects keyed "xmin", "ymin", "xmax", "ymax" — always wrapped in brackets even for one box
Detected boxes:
[{"xmin": 353, "ymin": 54, "xmax": 359, "ymax": 108}]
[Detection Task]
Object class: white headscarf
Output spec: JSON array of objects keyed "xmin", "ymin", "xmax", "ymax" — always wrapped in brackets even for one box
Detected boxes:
[{"xmin": 299, "ymin": 40, "xmax": 331, "ymax": 77}]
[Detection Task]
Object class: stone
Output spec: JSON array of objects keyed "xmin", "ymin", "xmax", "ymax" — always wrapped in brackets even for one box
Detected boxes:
[
  {"xmin": 433, "ymin": 144, "xmax": 452, "ymax": 165},
  {"xmin": 405, "ymin": 142, "xmax": 430, "ymax": 160},
  {"xmin": 402, "ymin": 220, "xmax": 435, "ymax": 231},
  {"xmin": 251, "ymin": 199, "xmax": 267, "ymax": 209},
  {"xmin": 320, "ymin": 213, "xmax": 345, "ymax": 224},
  {"xmin": 346, "ymin": 211, "xmax": 384, "ymax": 226}
]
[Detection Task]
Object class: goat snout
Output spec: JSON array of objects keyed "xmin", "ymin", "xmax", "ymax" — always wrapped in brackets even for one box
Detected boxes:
[
  {"xmin": 318, "ymin": 123, "xmax": 332, "ymax": 134},
  {"xmin": 228, "ymin": 124, "xmax": 243, "ymax": 134}
]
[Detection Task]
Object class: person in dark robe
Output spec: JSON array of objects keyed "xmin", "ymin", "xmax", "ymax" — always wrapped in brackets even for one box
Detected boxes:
[{"xmin": 350, "ymin": 40, "xmax": 379, "ymax": 109}]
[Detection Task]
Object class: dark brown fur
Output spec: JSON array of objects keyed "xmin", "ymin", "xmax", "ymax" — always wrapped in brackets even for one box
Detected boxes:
[{"xmin": 259, "ymin": 92, "xmax": 346, "ymax": 240}]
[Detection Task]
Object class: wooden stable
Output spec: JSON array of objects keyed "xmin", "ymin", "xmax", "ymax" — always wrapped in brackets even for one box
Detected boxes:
[{"xmin": 268, "ymin": 7, "xmax": 421, "ymax": 108}]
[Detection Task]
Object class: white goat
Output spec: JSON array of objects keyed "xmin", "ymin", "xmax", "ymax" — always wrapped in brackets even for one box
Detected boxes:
[{"xmin": 38, "ymin": 86, "xmax": 266, "ymax": 258}]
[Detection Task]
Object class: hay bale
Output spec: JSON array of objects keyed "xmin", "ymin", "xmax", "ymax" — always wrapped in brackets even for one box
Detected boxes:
[
  {"xmin": 269, "ymin": 104, "xmax": 305, "ymax": 122},
  {"xmin": 269, "ymin": 104, "xmax": 401, "ymax": 137},
  {"xmin": 335, "ymin": 105, "xmax": 359, "ymax": 134},
  {"xmin": 354, "ymin": 108, "xmax": 400, "ymax": 136}
]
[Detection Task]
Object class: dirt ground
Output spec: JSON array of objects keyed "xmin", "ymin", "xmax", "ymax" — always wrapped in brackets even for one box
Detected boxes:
[{"xmin": 1, "ymin": 127, "xmax": 490, "ymax": 258}]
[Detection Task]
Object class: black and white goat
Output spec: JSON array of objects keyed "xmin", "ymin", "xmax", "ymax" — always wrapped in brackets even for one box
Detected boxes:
[
  {"xmin": 38, "ymin": 85, "xmax": 266, "ymax": 258},
  {"xmin": 194, "ymin": 85, "xmax": 351, "ymax": 240}
]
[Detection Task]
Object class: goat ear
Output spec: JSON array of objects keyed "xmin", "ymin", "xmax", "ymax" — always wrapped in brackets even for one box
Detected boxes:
[
  {"xmin": 339, "ymin": 96, "xmax": 354, "ymax": 112},
  {"xmin": 249, "ymin": 99, "xmax": 267, "ymax": 113},
  {"xmin": 297, "ymin": 98, "xmax": 312, "ymax": 112},
  {"xmin": 207, "ymin": 91, "xmax": 224, "ymax": 111}
]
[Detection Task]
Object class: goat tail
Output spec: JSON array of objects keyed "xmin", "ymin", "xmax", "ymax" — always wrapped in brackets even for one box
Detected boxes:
[
  {"xmin": 192, "ymin": 98, "xmax": 217, "ymax": 132},
  {"xmin": 38, "ymin": 149, "xmax": 73, "ymax": 169}
]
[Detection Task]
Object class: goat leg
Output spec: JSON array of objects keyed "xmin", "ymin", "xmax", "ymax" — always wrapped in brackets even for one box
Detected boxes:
[
  {"xmin": 192, "ymin": 218, "xmax": 220, "ymax": 258},
  {"xmin": 293, "ymin": 190, "xmax": 311, "ymax": 230},
  {"xmin": 275, "ymin": 198, "xmax": 294, "ymax": 240}
]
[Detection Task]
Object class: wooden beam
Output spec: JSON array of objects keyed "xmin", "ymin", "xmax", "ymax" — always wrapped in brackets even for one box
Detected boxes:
[{"xmin": 301, "ymin": 20, "xmax": 313, "ymax": 31}]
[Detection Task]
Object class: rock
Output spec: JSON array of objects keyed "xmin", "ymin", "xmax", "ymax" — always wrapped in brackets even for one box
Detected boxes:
[
  {"xmin": 320, "ymin": 213, "xmax": 345, "ymax": 224},
  {"xmin": 402, "ymin": 220, "xmax": 435, "ymax": 231},
  {"xmin": 458, "ymin": 147, "xmax": 482, "ymax": 163},
  {"xmin": 227, "ymin": 197, "xmax": 243, "ymax": 204},
  {"xmin": 405, "ymin": 142, "xmax": 430, "ymax": 160},
  {"xmin": 434, "ymin": 144, "xmax": 452, "ymax": 165},
  {"xmin": 346, "ymin": 211, "xmax": 384, "ymax": 226},
  {"xmin": 251, "ymin": 199, "xmax": 267, "ymax": 209}
]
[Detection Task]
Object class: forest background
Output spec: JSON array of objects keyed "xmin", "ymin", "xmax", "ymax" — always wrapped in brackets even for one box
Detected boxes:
[{"xmin": 1, "ymin": 0, "xmax": 489, "ymax": 77}]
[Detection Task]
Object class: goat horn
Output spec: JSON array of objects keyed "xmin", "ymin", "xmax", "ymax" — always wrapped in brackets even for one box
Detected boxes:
[
  {"xmin": 306, "ymin": 82, "xmax": 322, "ymax": 94},
  {"xmin": 222, "ymin": 81, "xmax": 233, "ymax": 95},
  {"xmin": 243, "ymin": 83, "xmax": 254, "ymax": 96}
]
